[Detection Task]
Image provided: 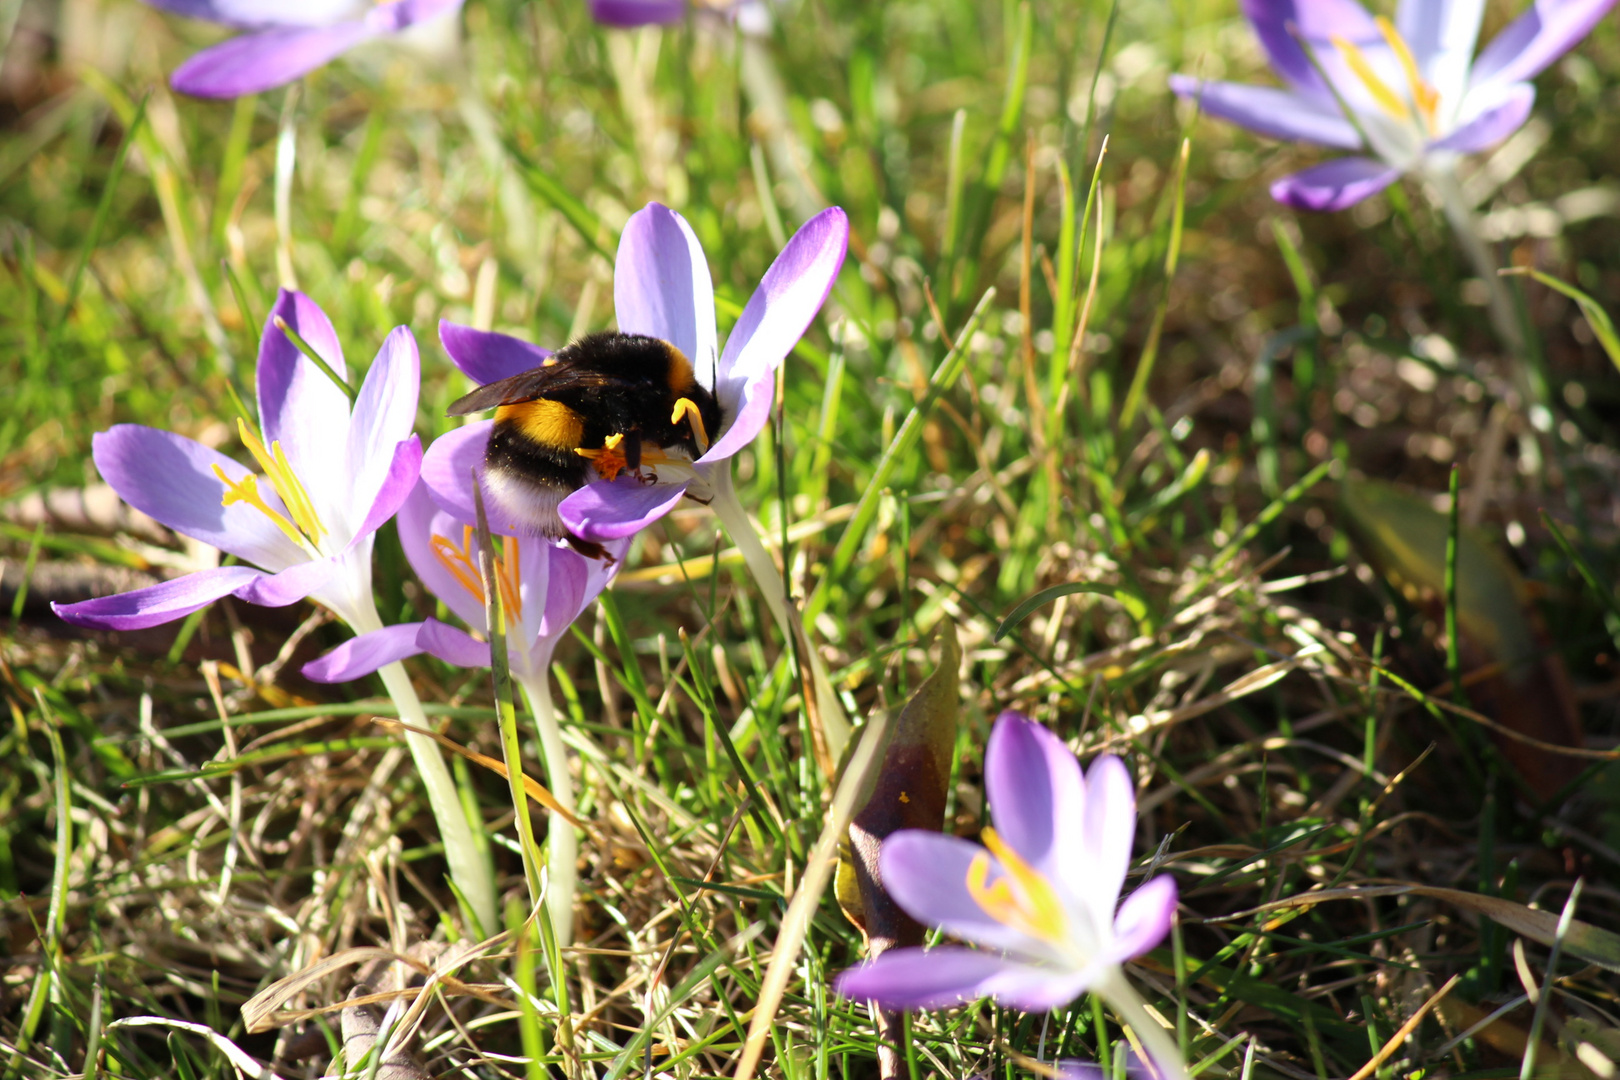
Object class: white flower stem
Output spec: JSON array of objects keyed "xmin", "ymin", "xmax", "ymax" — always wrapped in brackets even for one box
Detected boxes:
[
  {"xmin": 1099, "ymin": 972, "xmax": 1190, "ymax": 1080},
  {"xmin": 706, "ymin": 473, "xmax": 850, "ymax": 763},
  {"xmin": 1427, "ymin": 162, "xmax": 1529, "ymax": 367},
  {"xmin": 373, "ymin": 660, "xmax": 500, "ymax": 937},
  {"xmin": 343, "ymin": 591, "xmax": 498, "ymax": 937},
  {"xmin": 517, "ymin": 671, "xmax": 577, "ymax": 948}
]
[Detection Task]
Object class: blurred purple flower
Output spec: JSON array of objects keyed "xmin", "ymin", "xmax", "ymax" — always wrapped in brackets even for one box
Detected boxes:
[
  {"xmin": 142, "ymin": 0, "xmax": 464, "ymax": 98},
  {"xmin": 835, "ymin": 711, "xmax": 1177, "ymax": 1018},
  {"xmin": 302, "ymin": 480, "xmax": 624, "ymax": 685},
  {"xmin": 54, "ymin": 289, "xmax": 422, "ymax": 634},
  {"xmin": 423, "ymin": 201, "xmax": 847, "ymax": 545},
  {"xmin": 590, "ymin": 0, "xmax": 769, "ymax": 33},
  {"xmin": 1171, "ymin": 0, "xmax": 1618, "ymax": 211}
]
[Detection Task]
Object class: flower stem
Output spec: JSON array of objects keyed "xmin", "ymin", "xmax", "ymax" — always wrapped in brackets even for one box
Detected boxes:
[
  {"xmin": 707, "ymin": 474, "xmax": 850, "ymax": 764},
  {"xmin": 518, "ymin": 670, "xmax": 577, "ymax": 948},
  {"xmin": 1099, "ymin": 972, "xmax": 1190, "ymax": 1080},
  {"xmin": 374, "ymin": 659, "xmax": 499, "ymax": 937},
  {"xmin": 1427, "ymin": 161, "xmax": 1535, "ymax": 383}
]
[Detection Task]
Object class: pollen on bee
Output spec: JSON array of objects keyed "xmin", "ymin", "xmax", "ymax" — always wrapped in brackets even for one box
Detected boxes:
[{"xmin": 576, "ymin": 432, "xmax": 631, "ymax": 482}]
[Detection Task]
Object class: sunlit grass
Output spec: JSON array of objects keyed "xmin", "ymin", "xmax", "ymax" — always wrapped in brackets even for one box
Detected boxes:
[{"xmin": 4, "ymin": 0, "xmax": 1620, "ymax": 1077}]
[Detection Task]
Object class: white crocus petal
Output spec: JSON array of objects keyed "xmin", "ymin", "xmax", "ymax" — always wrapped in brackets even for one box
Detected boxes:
[
  {"xmin": 1397, "ymin": 0, "xmax": 1487, "ymax": 118},
  {"xmin": 613, "ymin": 203, "xmax": 720, "ymax": 388}
]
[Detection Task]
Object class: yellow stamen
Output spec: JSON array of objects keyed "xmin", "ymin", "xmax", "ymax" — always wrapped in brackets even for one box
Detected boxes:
[
  {"xmin": 212, "ymin": 464, "xmax": 305, "ymax": 547},
  {"xmin": 497, "ymin": 534, "xmax": 523, "ymax": 621},
  {"xmin": 431, "ymin": 528, "xmax": 486, "ymax": 603},
  {"xmin": 1375, "ymin": 16, "xmax": 1440, "ymax": 132},
  {"xmin": 671, "ymin": 397, "xmax": 711, "ymax": 453},
  {"xmin": 429, "ymin": 526, "xmax": 524, "ymax": 621},
  {"xmin": 964, "ymin": 826, "xmax": 1070, "ymax": 946},
  {"xmin": 576, "ymin": 432, "xmax": 631, "ymax": 482},
  {"xmin": 1331, "ymin": 33, "xmax": 1410, "ymax": 123},
  {"xmin": 234, "ymin": 418, "xmax": 327, "ymax": 542}
]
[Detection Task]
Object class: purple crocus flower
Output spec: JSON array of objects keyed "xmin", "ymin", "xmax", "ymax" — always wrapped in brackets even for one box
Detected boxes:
[
  {"xmin": 1171, "ymin": 0, "xmax": 1618, "ymax": 211},
  {"xmin": 54, "ymin": 289, "xmax": 422, "ymax": 635},
  {"xmin": 143, "ymin": 0, "xmax": 464, "ymax": 98},
  {"xmin": 421, "ymin": 202, "xmax": 848, "ymax": 546},
  {"xmin": 303, "ymin": 478, "xmax": 624, "ymax": 946},
  {"xmin": 836, "ymin": 712, "xmax": 1185, "ymax": 1078},
  {"xmin": 302, "ymin": 480, "xmax": 624, "ymax": 687},
  {"xmin": 590, "ymin": 0, "xmax": 769, "ymax": 33}
]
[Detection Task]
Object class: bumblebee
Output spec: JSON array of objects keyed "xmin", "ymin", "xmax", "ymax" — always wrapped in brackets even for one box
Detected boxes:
[{"xmin": 447, "ymin": 331, "xmax": 723, "ymax": 560}]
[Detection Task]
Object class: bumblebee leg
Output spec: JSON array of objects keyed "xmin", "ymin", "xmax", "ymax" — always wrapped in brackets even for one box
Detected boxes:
[{"xmin": 564, "ymin": 534, "xmax": 615, "ymax": 563}]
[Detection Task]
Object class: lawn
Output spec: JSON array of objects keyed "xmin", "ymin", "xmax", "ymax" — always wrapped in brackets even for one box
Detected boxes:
[{"xmin": 2, "ymin": 0, "xmax": 1620, "ymax": 1077}]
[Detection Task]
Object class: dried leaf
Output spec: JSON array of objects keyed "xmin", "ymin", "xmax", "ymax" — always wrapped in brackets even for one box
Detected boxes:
[
  {"xmin": 370, "ymin": 716, "xmax": 582, "ymax": 827},
  {"xmin": 836, "ymin": 619, "xmax": 961, "ymax": 955},
  {"xmin": 106, "ymin": 1017, "xmax": 292, "ymax": 1080},
  {"xmin": 1341, "ymin": 478, "xmax": 1584, "ymax": 797},
  {"xmin": 340, "ymin": 985, "xmax": 430, "ymax": 1080}
]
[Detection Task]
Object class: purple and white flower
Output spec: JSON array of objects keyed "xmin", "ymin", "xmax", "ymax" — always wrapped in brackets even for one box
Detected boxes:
[
  {"xmin": 422, "ymin": 201, "xmax": 848, "ymax": 546},
  {"xmin": 54, "ymin": 289, "xmax": 422, "ymax": 635},
  {"xmin": 303, "ymin": 478, "xmax": 623, "ymax": 947},
  {"xmin": 836, "ymin": 712, "xmax": 1184, "ymax": 1078},
  {"xmin": 589, "ymin": 0, "xmax": 770, "ymax": 34},
  {"xmin": 1171, "ymin": 0, "xmax": 1618, "ymax": 211},
  {"xmin": 302, "ymin": 480, "xmax": 624, "ymax": 687},
  {"xmin": 143, "ymin": 0, "xmax": 464, "ymax": 98},
  {"xmin": 52, "ymin": 290, "xmax": 500, "ymax": 932}
]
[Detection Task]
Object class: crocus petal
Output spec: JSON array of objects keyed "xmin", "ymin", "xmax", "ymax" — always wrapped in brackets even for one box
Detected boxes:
[
  {"xmin": 142, "ymin": 0, "xmax": 362, "ymax": 28},
  {"xmin": 1431, "ymin": 82, "xmax": 1536, "ymax": 154},
  {"xmin": 417, "ymin": 617, "xmax": 493, "ymax": 667},
  {"xmin": 1168, "ymin": 76, "xmax": 1363, "ymax": 150},
  {"xmin": 256, "ymin": 290, "xmax": 352, "ymax": 522},
  {"xmin": 352, "ymin": 435, "xmax": 424, "ymax": 546},
  {"xmin": 420, "ymin": 421, "xmax": 492, "ymax": 525},
  {"xmin": 1396, "ymin": 0, "xmax": 1485, "ymax": 107},
  {"xmin": 170, "ymin": 21, "xmax": 377, "ymax": 97},
  {"xmin": 983, "ymin": 712, "xmax": 1083, "ymax": 877},
  {"xmin": 233, "ymin": 556, "xmax": 337, "ymax": 607},
  {"xmin": 346, "ymin": 326, "xmax": 421, "ymax": 538},
  {"xmin": 52, "ymin": 565, "xmax": 268, "ymax": 630},
  {"xmin": 91, "ymin": 425, "xmax": 306, "ymax": 571},
  {"xmin": 706, "ymin": 207, "xmax": 848, "ymax": 461},
  {"xmin": 364, "ymin": 0, "xmax": 462, "ymax": 33},
  {"xmin": 1241, "ymin": 0, "xmax": 1383, "ymax": 97},
  {"xmin": 590, "ymin": 0, "xmax": 686, "ymax": 26},
  {"xmin": 880, "ymin": 831, "xmax": 1052, "ymax": 957},
  {"xmin": 521, "ymin": 538, "xmax": 626, "ymax": 671},
  {"xmin": 834, "ymin": 947, "xmax": 1024, "ymax": 1009},
  {"xmin": 1076, "ymin": 755, "xmax": 1136, "ymax": 921},
  {"xmin": 439, "ymin": 321, "xmax": 553, "ymax": 386},
  {"xmin": 1269, "ymin": 156, "xmax": 1403, "ymax": 211},
  {"xmin": 613, "ymin": 203, "xmax": 718, "ymax": 382},
  {"xmin": 979, "ymin": 964, "xmax": 1100, "ymax": 1012},
  {"xmin": 303, "ymin": 622, "xmax": 426, "ymax": 682},
  {"xmin": 1108, "ymin": 876, "xmax": 1178, "ymax": 963},
  {"xmin": 558, "ymin": 476, "xmax": 690, "ymax": 542},
  {"xmin": 397, "ymin": 481, "xmax": 490, "ymax": 629},
  {"xmin": 1469, "ymin": 0, "xmax": 1620, "ymax": 90},
  {"xmin": 536, "ymin": 543, "xmax": 585, "ymax": 638}
]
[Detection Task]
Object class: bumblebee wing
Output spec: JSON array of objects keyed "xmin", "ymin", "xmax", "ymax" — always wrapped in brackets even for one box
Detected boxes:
[{"xmin": 445, "ymin": 360, "xmax": 635, "ymax": 416}]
